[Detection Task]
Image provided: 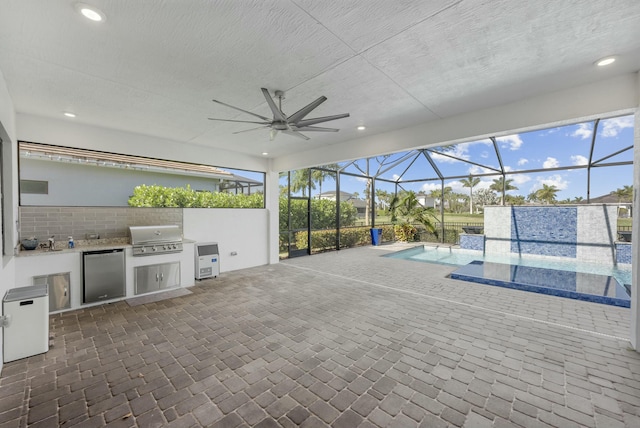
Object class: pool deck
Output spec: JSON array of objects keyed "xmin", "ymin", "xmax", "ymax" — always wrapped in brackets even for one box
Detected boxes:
[{"xmin": 0, "ymin": 242, "xmax": 638, "ymax": 427}]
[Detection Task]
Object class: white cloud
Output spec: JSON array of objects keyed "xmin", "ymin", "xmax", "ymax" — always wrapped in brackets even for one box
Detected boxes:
[
  {"xmin": 511, "ymin": 174, "xmax": 531, "ymax": 186},
  {"xmin": 542, "ymin": 157, "xmax": 559, "ymax": 169},
  {"xmin": 517, "ymin": 158, "xmax": 528, "ymax": 166},
  {"xmin": 531, "ymin": 174, "xmax": 569, "ymax": 191},
  {"xmin": 447, "ymin": 180, "xmax": 465, "ymax": 193},
  {"xmin": 539, "ymin": 127, "xmax": 561, "ymax": 136},
  {"xmin": 392, "ymin": 174, "xmax": 401, "ymax": 182},
  {"xmin": 467, "ymin": 164, "xmax": 495, "ymax": 175},
  {"xmin": 476, "ymin": 180, "xmax": 493, "ymax": 190},
  {"xmin": 571, "ymin": 123, "xmax": 593, "ymax": 140},
  {"xmin": 495, "ymin": 135, "xmax": 523, "ymax": 151},
  {"xmin": 430, "ymin": 143, "xmax": 470, "ymax": 163},
  {"xmin": 480, "ymin": 151, "xmax": 489, "ymax": 159},
  {"xmin": 600, "ymin": 116, "xmax": 633, "ymax": 138},
  {"xmin": 570, "ymin": 155, "xmax": 588, "ymax": 166},
  {"xmin": 420, "ymin": 182, "xmax": 440, "ymax": 193}
]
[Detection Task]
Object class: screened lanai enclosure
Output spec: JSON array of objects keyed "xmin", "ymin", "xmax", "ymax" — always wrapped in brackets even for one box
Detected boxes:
[{"xmin": 279, "ymin": 114, "xmax": 634, "ymax": 259}]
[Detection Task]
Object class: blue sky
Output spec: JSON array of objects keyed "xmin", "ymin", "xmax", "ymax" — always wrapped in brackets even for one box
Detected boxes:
[{"xmin": 335, "ymin": 114, "xmax": 634, "ymax": 200}]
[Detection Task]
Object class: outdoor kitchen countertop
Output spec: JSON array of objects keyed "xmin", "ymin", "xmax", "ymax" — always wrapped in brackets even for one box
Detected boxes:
[
  {"xmin": 16, "ymin": 238, "xmax": 131, "ymax": 257},
  {"xmin": 16, "ymin": 238, "xmax": 196, "ymax": 257}
]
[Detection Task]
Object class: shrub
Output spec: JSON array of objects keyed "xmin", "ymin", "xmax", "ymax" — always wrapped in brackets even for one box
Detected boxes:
[
  {"xmin": 128, "ymin": 184, "xmax": 264, "ymax": 208},
  {"xmin": 394, "ymin": 223, "xmax": 418, "ymax": 242},
  {"xmin": 294, "ymin": 225, "xmax": 395, "ymax": 252},
  {"xmin": 279, "ymin": 198, "xmax": 358, "ymax": 231}
]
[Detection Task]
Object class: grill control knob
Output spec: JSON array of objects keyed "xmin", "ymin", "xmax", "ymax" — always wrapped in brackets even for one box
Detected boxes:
[
  {"xmin": 152, "ymin": 246, "xmax": 157, "ymax": 252},
  {"xmin": 140, "ymin": 247, "xmax": 146, "ymax": 253},
  {"xmin": 163, "ymin": 245, "xmax": 167, "ymax": 250}
]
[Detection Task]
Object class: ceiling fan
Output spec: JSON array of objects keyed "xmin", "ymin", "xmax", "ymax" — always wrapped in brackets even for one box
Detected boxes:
[{"xmin": 208, "ymin": 88, "xmax": 349, "ymax": 141}]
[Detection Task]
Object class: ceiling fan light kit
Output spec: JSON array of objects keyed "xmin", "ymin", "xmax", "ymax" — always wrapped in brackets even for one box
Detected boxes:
[{"xmin": 208, "ymin": 88, "xmax": 349, "ymax": 141}]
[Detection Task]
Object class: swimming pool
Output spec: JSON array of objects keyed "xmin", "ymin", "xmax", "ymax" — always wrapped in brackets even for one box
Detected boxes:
[{"xmin": 384, "ymin": 245, "xmax": 632, "ymax": 307}]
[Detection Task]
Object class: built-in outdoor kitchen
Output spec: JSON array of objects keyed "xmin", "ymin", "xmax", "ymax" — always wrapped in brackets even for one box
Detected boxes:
[{"xmin": 14, "ymin": 207, "xmax": 196, "ymax": 313}]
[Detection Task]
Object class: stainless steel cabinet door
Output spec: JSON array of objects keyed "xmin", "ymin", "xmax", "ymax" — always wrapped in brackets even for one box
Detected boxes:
[
  {"xmin": 134, "ymin": 265, "xmax": 159, "ymax": 295},
  {"xmin": 33, "ymin": 273, "xmax": 71, "ymax": 312},
  {"xmin": 159, "ymin": 262, "xmax": 180, "ymax": 289}
]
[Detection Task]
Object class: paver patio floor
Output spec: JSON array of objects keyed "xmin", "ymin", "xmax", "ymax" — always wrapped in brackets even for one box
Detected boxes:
[{"xmin": 1, "ymin": 244, "xmax": 639, "ymax": 427}]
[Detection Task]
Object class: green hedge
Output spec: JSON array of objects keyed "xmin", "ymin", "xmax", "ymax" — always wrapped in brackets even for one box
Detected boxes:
[
  {"xmin": 294, "ymin": 225, "xmax": 395, "ymax": 252},
  {"xmin": 128, "ymin": 184, "xmax": 264, "ymax": 208}
]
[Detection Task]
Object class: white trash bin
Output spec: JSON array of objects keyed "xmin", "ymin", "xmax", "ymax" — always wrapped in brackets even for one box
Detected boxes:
[{"xmin": 3, "ymin": 285, "xmax": 49, "ymax": 363}]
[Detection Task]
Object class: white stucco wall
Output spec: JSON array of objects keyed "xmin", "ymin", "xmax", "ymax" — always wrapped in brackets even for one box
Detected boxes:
[
  {"xmin": 0, "ymin": 67, "xmax": 18, "ymax": 374},
  {"xmin": 17, "ymin": 114, "xmax": 269, "ymax": 174},
  {"xmin": 183, "ymin": 208, "xmax": 269, "ymax": 273}
]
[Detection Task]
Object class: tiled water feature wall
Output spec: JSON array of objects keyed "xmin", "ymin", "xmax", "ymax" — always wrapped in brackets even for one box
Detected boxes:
[{"xmin": 481, "ymin": 205, "xmax": 620, "ymax": 264}]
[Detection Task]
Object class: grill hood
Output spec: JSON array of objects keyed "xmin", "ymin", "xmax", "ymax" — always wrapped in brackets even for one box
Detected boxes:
[{"xmin": 129, "ymin": 225, "xmax": 182, "ymax": 244}]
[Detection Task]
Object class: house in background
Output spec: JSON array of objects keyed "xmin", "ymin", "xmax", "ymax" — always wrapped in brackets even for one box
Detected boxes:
[
  {"xmin": 416, "ymin": 194, "xmax": 437, "ymax": 209},
  {"xmin": 318, "ymin": 190, "xmax": 368, "ymax": 217},
  {"xmin": 19, "ymin": 143, "xmax": 263, "ymax": 206}
]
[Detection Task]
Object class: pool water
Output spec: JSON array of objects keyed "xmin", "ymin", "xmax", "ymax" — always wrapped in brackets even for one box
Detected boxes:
[{"xmin": 385, "ymin": 245, "xmax": 632, "ymax": 306}]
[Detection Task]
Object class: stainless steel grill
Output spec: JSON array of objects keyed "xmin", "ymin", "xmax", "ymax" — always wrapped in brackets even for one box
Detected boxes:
[{"xmin": 129, "ymin": 225, "xmax": 183, "ymax": 256}]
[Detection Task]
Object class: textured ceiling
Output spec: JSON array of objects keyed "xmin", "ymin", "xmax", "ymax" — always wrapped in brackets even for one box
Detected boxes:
[{"xmin": 1, "ymin": 0, "xmax": 639, "ymax": 159}]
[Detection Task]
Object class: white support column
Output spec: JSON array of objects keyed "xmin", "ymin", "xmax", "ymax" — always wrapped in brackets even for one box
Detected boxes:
[
  {"xmin": 631, "ymin": 71, "xmax": 640, "ymax": 350},
  {"xmin": 265, "ymin": 164, "xmax": 280, "ymax": 265}
]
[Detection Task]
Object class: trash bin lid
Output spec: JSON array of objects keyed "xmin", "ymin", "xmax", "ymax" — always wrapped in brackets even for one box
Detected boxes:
[{"xmin": 3, "ymin": 284, "xmax": 48, "ymax": 302}]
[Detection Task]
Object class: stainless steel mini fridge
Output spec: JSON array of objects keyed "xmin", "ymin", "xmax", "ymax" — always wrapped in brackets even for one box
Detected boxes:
[{"xmin": 83, "ymin": 249, "xmax": 126, "ymax": 303}]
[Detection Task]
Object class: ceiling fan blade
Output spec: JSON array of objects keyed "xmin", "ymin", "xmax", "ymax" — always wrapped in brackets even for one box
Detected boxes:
[
  {"xmin": 232, "ymin": 126, "xmax": 270, "ymax": 135},
  {"xmin": 294, "ymin": 126, "xmax": 339, "ymax": 132},
  {"xmin": 282, "ymin": 129, "xmax": 310, "ymax": 140},
  {"xmin": 261, "ymin": 88, "xmax": 287, "ymax": 122},
  {"xmin": 287, "ymin": 96, "xmax": 326, "ymax": 124},
  {"xmin": 270, "ymin": 128, "xmax": 278, "ymax": 141},
  {"xmin": 295, "ymin": 113, "xmax": 350, "ymax": 127},
  {"xmin": 208, "ymin": 118, "xmax": 270, "ymax": 125},
  {"xmin": 212, "ymin": 99, "xmax": 271, "ymax": 121}
]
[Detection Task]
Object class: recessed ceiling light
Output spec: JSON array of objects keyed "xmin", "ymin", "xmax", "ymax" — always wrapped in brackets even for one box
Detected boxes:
[
  {"xmin": 262, "ymin": 152, "xmax": 269, "ymax": 156},
  {"xmin": 595, "ymin": 56, "xmax": 616, "ymax": 67},
  {"xmin": 64, "ymin": 112, "xmax": 76, "ymax": 118},
  {"xmin": 357, "ymin": 125, "xmax": 366, "ymax": 131},
  {"xmin": 75, "ymin": 3, "xmax": 106, "ymax": 22}
]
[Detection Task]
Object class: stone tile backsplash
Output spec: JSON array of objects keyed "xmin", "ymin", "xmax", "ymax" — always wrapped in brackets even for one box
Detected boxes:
[{"xmin": 19, "ymin": 206, "xmax": 183, "ymax": 242}]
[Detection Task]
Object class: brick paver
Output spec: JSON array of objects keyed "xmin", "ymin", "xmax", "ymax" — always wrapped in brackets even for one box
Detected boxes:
[{"xmin": 0, "ymin": 244, "xmax": 639, "ymax": 427}]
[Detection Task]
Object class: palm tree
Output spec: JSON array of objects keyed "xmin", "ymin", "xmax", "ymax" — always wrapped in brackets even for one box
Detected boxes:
[
  {"xmin": 388, "ymin": 191, "xmax": 437, "ymax": 241},
  {"xmin": 291, "ymin": 169, "xmax": 314, "ymax": 196},
  {"xmin": 611, "ymin": 185, "xmax": 633, "ymax": 203},
  {"xmin": 490, "ymin": 176, "xmax": 518, "ymax": 205},
  {"xmin": 573, "ymin": 196, "xmax": 584, "ymax": 203},
  {"xmin": 611, "ymin": 185, "xmax": 633, "ymax": 217},
  {"xmin": 505, "ymin": 194, "xmax": 526, "ymax": 205},
  {"xmin": 460, "ymin": 177, "xmax": 480, "ymax": 214},
  {"xmin": 536, "ymin": 184, "xmax": 559, "ymax": 204}
]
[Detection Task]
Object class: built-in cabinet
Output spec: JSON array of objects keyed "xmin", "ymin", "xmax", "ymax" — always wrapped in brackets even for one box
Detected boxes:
[
  {"xmin": 15, "ymin": 243, "xmax": 194, "ymax": 312},
  {"xmin": 134, "ymin": 262, "xmax": 180, "ymax": 295},
  {"xmin": 32, "ymin": 272, "xmax": 71, "ymax": 312}
]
